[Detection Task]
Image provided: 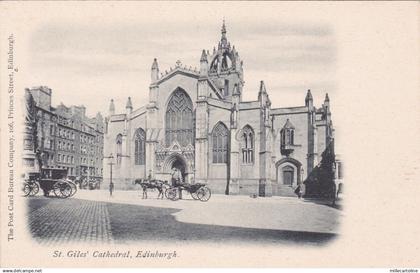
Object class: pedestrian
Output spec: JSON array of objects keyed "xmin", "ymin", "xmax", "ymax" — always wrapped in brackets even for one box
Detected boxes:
[
  {"xmin": 109, "ymin": 182, "xmax": 114, "ymax": 197},
  {"xmin": 294, "ymin": 184, "xmax": 302, "ymax": 199},
  {"xmin": 171, "ymin": 167, "xmax": 178, "ymax": 186}
]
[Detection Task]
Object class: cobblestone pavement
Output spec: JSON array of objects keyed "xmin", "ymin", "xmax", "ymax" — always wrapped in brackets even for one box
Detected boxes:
[
  {"xmin": 27, "ymin": 191, "xmax": 340, "ymax": 246},
  {"xmin": 29, "ymin": 198, "xmax": 113, "ymax": 245}
]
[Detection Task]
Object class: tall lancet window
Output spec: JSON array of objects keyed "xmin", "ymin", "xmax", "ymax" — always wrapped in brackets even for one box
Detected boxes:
[
  {"xmin": 212, "ymin": 122, "xmax": 229, "ymax": 163},
  {"xmin": 165, "ymin": 88, "xmax": 193, "ymax": 147},
  {"xmin": 116, "ymin": 134, "xmax": 122, "ymax": 166},
  {"xmin": 134, "ymin": 128, "xmax": 145, "ymax": 165},
  {"xmin": 241, "ymin": 125, "xmax": 254, "ymax": 164}
]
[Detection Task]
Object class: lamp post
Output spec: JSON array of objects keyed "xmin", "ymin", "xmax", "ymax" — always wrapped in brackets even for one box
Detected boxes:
[
  {"xmin": 104, "ymin": 153, "xmax": 115, "ymax": 196},
  {"xmin": 300, "ymin": 168, "xmax": 304, "ymax": 184},
  {"xmin": 104, "ymin": 153, "xmax": 130, "ymax": 196}
]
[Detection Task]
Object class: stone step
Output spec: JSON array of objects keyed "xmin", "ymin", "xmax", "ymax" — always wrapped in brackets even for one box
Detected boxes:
[{"xmin": 277, "ymin": 185, "xmax": 297, "ymax": 197}]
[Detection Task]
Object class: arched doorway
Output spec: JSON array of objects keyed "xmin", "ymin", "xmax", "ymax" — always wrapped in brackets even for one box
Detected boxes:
[
  {"xmin": 275, "ymin": 158, "xmax": 302, "ymax": 187},
  {"xmin": 162, "ymin": 153, "xmax": 189, "ymax": 183},
  {"xmin": 282, "ymin": 165, "xmax": 294, "ymax": 186},
  {"xmin": 172, "ymin": 157, "xmax": 187, "ymax": 183}
]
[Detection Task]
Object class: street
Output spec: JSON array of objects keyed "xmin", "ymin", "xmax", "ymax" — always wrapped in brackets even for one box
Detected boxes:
[{"xmin": 27, "ymin": 190, "xmax": 342, "ymax": 246}]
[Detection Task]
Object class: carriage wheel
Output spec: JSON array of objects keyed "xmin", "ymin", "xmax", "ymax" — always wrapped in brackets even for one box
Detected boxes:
[
  {"xmin": 53, "ymin": 183, "xmax": 64, "ymax": 198},
  {"xmin": 166, "ymin": 188, "xmax": 179, "ymax": 201},
  {"xmin": 29, "ymin": 183, "xmax": 39, "ymax": 196},
  {"xmin": 164, "ymin": 188, "xmax": 171, "ymax": 199},
  {"xmin": 60, "ymin": 183, "xmax": 73, "ymax": 198},
  {"xmin": 53, "ymin": 188, "xmax": 62, "ymax": 197},
  {"xmin": 68, "ymin": 181, "xmax": 77, "ymax": 197},
  {"xmin": 196, "ymin": 186, "xmax": 211, "ymax": 202},
  {"xmin": 53, "ymin": 182, "xmax": 70, "ymax": 198},
  {"xmin": 23, "ymin": 183, "xmax": 31, "ymax": 197},
  {"xmin": 191, "ymin": 191, "xmax": 199, "ymax": 200}
]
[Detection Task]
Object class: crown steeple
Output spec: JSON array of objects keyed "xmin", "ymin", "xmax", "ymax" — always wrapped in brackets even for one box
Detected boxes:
[{"xmin": 208, "ymin": 20, "xmax": 244, "ymax": 100}]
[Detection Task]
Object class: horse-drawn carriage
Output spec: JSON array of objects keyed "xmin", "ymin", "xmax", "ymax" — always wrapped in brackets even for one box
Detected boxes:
[
  {"xmin": 23, "ymin": 168, "xmax": 77, "ymax": 198},
  {"xmin": 165, "ymin": 183, "xmax": 211, "ymax": 202},
  {"xmin": 23, "ymin": 172, "xmax": 41, "ymax": 197},
  {"xmin": 134, "ymin": 177, "xmax": 211, "ymax": 202}
]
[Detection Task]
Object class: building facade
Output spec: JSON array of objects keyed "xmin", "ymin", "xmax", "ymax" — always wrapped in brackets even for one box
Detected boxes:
[
  {"xmin": 24, "ymin": 86, "xmax": 105, "ymax": 180},
  {"xmin": 104, "ymin": 23, "xmax": 335, "ymax": 196}
]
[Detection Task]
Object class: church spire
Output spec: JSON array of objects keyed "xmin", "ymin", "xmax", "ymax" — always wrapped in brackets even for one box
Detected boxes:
[
  {"xmin": 220, "ymin": 19, "xmax": 228, "ymax": 48},
  {"xmin": 221, "ymin": 19, "xmax": 226, "ymax": 36}
]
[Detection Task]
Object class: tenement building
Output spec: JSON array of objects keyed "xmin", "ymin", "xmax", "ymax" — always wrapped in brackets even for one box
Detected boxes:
[
  {"xmin": 104, "ymin": 22, "xmax": 335, "ymax": 196},
  {"xmin": 24, "ymin": 86, "xmax": 105, "ymax": 180}
]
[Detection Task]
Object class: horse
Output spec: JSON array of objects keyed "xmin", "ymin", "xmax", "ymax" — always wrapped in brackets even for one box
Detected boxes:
[{"xmin": 133, "ymin": 178, "xmax": 169, "ymax": 199}]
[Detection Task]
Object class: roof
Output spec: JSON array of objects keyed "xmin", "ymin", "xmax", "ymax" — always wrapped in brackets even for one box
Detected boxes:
[{"xmin": 283, "ymin": 118, "xmax": 295, "ymax": 129}]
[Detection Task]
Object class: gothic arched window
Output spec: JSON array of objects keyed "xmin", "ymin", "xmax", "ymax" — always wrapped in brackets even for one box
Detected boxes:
[
  {"xmin": 165, "ymin": 88, "xmax": 193, "ymax": 147},
  {"xmin": 134, "ymin": 128, "xmax": 145, "ymax": 165},
  {"xmin": 280, "ymin": 119, "xmax": 295, "ymax": 147},
  {"xmin": 241, "ymin": 125, "xmax": 254, "ymax": 164},
  {"xmin": 212, "ymin": 122, "xmax": 229, "ymax": 163},
  {"xmin": 116, "ymin": 134, "xmax": 122, "ymax": 166}
]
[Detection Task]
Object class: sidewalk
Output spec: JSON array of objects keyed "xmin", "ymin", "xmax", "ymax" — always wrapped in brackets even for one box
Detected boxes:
[{"xmin": 73, "ymin": 189, "xmax": 342, "ymax": 234}]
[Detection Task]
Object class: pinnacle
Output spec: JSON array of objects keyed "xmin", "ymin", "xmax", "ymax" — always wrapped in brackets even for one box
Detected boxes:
[
  {"xmin": 259, "ymin": 80, "xmax": 266, "ymax": 93},
  {"xmin": 200, "ymin": 49, "xmax": 208, "ymax": 62},
  {"xmin": 221, "ymin": 19, "xmax": 226, "ymax": 34}
]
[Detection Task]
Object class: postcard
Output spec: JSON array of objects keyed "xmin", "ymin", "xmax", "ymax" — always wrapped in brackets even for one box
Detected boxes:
[{"xmin": 0, "ymin": 1, "xmax": 419, "ymax": 268}]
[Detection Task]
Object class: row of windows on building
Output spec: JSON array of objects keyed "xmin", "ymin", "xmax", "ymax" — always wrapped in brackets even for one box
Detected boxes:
[
  {"xmin": 80, "ymin": 157, "xmax": 99, "ymax": 166},
  {"xmin": 54, "ymin": 123, "xmax": 101, "ymax": 144},
  {"xmin": 57, "ymin": 116, "xmax": 92, "ymax": 135},
  {"xmin": 55, "ymin": 139, "xmax": 102, "ymax": 156},
  {"xmin": 80, "ymin": 133, "xmax": 98, "ymax": 144},
  {"xmin": 47, "ymin": 165, "xmax": 103, "ymax": 176},
  {"xmin": 80, "ymin": 145, "xmax": 100, "ymax": 155},
  {"xmin": 51, "ymin": 125, "xmax": 78, "ymax": 140},
  {"xmin": 55, "ymin": 153, "xmax": 101, "ymax": 167},
  {"xmin": 57, "ymin": 154, "xmax": 75, "ymax": 164},
  {"xmin": 114, "ymin": 124, "xmax": 296, "ymax": 166},
  {"xmin": 57, "ymin": 140, "xmax": 75, "ymax": 152}
]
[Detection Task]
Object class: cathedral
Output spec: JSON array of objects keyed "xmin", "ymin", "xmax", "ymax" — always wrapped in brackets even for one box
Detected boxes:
[{"xmin": 103, "ymin": 22, "xmax": 335, "ymax": 197}]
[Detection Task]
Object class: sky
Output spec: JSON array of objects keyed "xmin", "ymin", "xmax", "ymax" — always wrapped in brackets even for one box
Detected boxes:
[{"xmin": 24, "ymin": 3, "xmax": 336, "ymax": 118}]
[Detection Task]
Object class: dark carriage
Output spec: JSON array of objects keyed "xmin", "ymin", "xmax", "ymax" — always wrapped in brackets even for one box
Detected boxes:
[
  {"xmin": 37, "ymin": 168, "xmax": 77, "ymax": 198},
  {"xmin": 22, "ymin": 172, "xmax": 41, "ymax": 197},
  {"xmin": 166, "ymin": 183, "xmax": 211, "ymax": 202}
]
